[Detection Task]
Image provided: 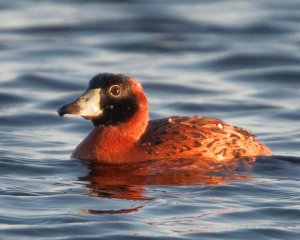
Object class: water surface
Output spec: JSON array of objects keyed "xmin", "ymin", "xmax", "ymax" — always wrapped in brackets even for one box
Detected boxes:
[{"xmin": 0, "ymin": 0, "xmax": 299, "ymax": 239}]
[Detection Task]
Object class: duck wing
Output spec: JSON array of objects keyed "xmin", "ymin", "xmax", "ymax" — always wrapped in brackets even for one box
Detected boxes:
[{"xmin": 138, "ymin": 116, "xmax": 271, "ymax": 160}]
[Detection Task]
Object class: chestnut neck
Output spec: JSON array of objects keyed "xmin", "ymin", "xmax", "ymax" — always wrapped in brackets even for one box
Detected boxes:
[{"xmin": 98, "ymin": 97, "xmax": 148, "ymax": 143}]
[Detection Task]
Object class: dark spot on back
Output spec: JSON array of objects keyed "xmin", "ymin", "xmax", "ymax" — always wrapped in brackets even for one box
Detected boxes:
[
  {"xmin": 207, "ymin": 139, "xmax": 218, "ymax": 148},
  {"xmin": 230, "ymin": 133, "xmax": 241, "ymax": 139},
  {"xmin": 191, "ymin": 132, "xmax": 206, "ymax": 139},
  {"xmin": 154, "ymin": 140, "xmax": 162, "ymax": 145},
  {"xmin": 180, "ymin": 135, "xmax": 190, "ymax": 140},
  {"xmin": 194, "ymin": 140, "xmax": 202, "ymax": 147}
]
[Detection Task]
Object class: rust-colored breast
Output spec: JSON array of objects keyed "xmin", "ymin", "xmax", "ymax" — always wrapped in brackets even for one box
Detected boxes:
[{"xmin": 138, "ymin": 116, "xmax": 272, "ymax": 161}]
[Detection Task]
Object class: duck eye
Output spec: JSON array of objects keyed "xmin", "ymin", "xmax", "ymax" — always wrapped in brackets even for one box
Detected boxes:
[{"xmin": 109, "ymin": 85, "xmax": 122, "ymax": 97}]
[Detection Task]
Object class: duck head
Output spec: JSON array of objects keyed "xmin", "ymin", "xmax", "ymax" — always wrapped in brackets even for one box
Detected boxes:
[{"xmin": 57, "ymin": 73, "xmax": 148, "ymax": 127}]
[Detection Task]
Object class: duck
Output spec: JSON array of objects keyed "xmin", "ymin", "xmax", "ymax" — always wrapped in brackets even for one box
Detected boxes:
[{"xmin": 57, "ymin": 73, "xmax": 272, "ymax": 164}]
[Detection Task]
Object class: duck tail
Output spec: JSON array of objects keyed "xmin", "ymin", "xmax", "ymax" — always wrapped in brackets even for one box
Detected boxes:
[{"xmin": 258, "ymin": 144, "xmax": 272, "ymax": 156}]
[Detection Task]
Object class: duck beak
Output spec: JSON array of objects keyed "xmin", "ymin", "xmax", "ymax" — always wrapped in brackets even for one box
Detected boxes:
[{"xmin": 57, "ymin": 88, "xmax": 102, "ymax": 119}]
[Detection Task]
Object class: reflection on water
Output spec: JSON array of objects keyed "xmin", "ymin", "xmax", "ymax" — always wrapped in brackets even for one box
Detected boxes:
[{"xmin": 81, "ymin": 158, "xmax": 253, "ymax": 202}]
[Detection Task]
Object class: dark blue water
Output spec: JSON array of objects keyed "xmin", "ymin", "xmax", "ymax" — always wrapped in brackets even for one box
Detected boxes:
[{"xmin": 0, "ymin": 0, "xmax": 299, "ymax": 239}]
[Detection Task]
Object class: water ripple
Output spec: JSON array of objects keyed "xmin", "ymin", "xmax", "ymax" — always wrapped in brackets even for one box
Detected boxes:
[{"xmin": 0, "ymin": 0, "xmax": 299, "ymax": 239}]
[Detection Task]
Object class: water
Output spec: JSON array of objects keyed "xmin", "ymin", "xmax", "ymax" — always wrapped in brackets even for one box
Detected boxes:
[{"xmin": 0, "ymin": 0, "xmax": 300, "ymax": 239}]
